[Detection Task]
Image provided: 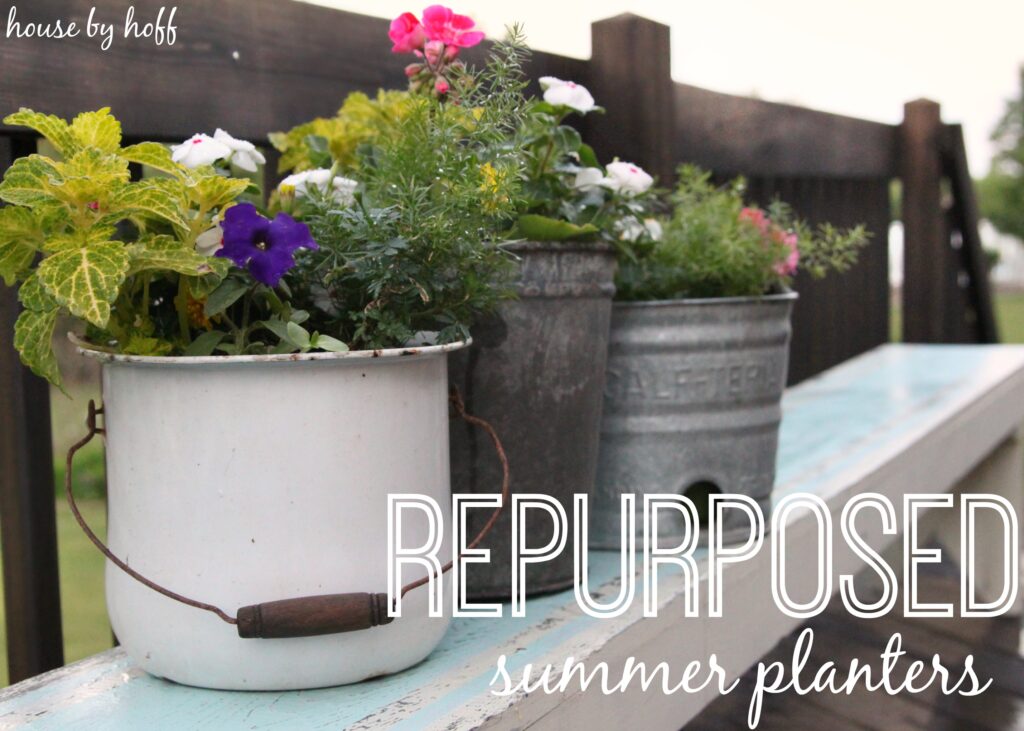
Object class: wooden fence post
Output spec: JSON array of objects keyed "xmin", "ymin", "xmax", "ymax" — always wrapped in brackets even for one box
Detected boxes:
[
  {"xmin": 901, "ymin": 99, "xmax": 954, "ymax": 342},
  {"xmin": 0, "ymin": 135, "xmax": 64, "ymax": 683},
  {"xmin": 588, "ymin": 14, "xmax": 676, "ymax": 186}
]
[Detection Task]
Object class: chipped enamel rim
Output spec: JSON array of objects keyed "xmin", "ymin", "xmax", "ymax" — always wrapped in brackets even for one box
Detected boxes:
[{"xmin": 70, "ymin": 333, "xmax": 470, "ymax": 365}]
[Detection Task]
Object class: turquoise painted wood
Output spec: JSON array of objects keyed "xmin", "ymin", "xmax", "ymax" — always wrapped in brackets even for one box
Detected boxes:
[{"xmin": 2, "ymin": 344, "xmax": 1024, "ymax": 730}]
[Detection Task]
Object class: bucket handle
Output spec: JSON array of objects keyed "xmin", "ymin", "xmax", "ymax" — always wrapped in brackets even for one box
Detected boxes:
[{"xmin": 65, "ymin": 388, "xmax": 509, "ymax": 639}]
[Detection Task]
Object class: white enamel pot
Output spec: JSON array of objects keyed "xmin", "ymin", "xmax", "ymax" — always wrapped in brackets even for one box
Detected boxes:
[{"xmin": 77, "ymin": 341, "xmax": 463, "ymax": 691}]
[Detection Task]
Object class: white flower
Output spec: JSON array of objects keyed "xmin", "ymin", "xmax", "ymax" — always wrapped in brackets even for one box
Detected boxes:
[
  {"xmin": 213, "ymin": 129, "xmax": 266, "ymax": 173},
  {"xmin": 171, "ymin": 133, "xmax": 232, "ymax": 169},
  {"xmin": 573, "ymin": 167, "xmax": 605, "ymax": 192},
  {"xmin": 602, "ymin": 160, "xmax": 654, "ymax": 195},
  {"xmin": 538, "ymin": 76, "xmax": 596, "ymax": 113},
  {"xmin": 644, "ymin": 218, "xmax": 663, "ymax": 241},
  {"xmin": 617, "ymin": 217, "xmax": 662, "ymax": 243},
  {"xmin": 279, "ymin": 169, "xmax": 358, "ymax": 205},
  {"xmin": 195, "ymin": 224, "xmax": 223, "ymax": 256}
]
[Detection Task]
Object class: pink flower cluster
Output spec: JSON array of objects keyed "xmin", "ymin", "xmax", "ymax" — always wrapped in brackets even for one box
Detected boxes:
[
  {"xmin": 740, "ymin": 207, "xmax": 800, "ymax": 277},
  {"xmin": 389, "ymin": 6, "xmax": 484, "ymax": 96}
]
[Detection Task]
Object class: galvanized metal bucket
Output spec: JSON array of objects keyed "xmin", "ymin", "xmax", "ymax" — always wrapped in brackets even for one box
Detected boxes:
[
  {"xmin": 77, "ymin": 342, "xmax": 462, "ymax": 691},
  {"xmin": 449, "ymin": 241, "xmax": 617, "ymax": 598},
  {"xmin": 592, "ymin": 292, "xmax": 797, "ymax": 547}
]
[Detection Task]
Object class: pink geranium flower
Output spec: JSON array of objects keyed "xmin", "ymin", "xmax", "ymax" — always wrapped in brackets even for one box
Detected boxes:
[
  {"xmin": 389, "ymin": 11, "xmax": 427, "ymax": 53},
  {"xmin": 420, "ymin": 5, "xmax": 484, "ymax": 48},
  {"xmin": 774, "ymin": 231, "xmax": 800, "ymax": 276},
  {"xmin": 739, "ymin": 206, "xmax": 769, "ymax": 234}
]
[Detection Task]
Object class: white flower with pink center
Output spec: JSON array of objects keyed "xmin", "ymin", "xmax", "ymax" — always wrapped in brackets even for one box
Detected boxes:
[
  {"xmin": 602, "ymin": 161, "xmax": 653, "ymax": 195},
  {"xmin": 171, "ymin": 133, "xmax": 232, "ymax": 169},
  {"xmin": 538, "ymin": 77, "xmax": 596, "ymax": 113}
]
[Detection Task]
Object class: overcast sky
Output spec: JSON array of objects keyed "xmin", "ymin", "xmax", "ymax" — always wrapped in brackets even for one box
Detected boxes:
[{"xmin": 303, "ymin": 0, "xmax": 1023, "ymax": 175}]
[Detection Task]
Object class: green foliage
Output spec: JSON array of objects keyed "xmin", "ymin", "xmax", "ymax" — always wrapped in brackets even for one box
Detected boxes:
[
  {"xmin": 616, "ymin": 166, "xmax": 870, "ymax": 301},
  {"xmin": 515, "ymin": 99, "xmax": 659, "ymax": 244},
  {"xmin": 979, "ymin": 67, "xmax": 1024, "ymax": 241},
  {"xmin": 269, "ymin": 90, "xmax": 415, "ymax": 173},
  {"xmin": 0, "ymin": 108, "xmax": 248, "ymax": 386},
  {"xmin": 284, "ymin": 33, "xmax": 531, "ymax": 348}
]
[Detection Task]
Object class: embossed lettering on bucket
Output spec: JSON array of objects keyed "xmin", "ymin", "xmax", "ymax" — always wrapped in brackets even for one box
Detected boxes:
[
  {"xmin": 592, "ymin": 292, "xmax": 797, "ymax": 546},
  {"xmin": 449, "ymin": 241, "xmax": 617, "ymax": 598}
]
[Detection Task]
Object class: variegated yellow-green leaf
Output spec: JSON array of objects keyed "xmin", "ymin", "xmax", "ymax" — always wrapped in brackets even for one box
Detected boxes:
[
  {"xmin": 69, "ymin": 108, "xmax": 121, "ymax": 154},
  {"xmin": 127, "ymin": 235, "xmax": 224, "ymax": 277},
  {"xmin": 122, "ymin": 335, "xmax": 174, "ymax": 356},
  {"xmin": 59, "ymin": 148, "xmax": 130, "ymax": 182},
  {"xmin": 42, "ymin": 225, "xmax": 118, "ymax": 253},
  {"xmin": 18, "ymin": 272, "xmax": 58, "ymax": 312},
  {"xmin": 13, "ymin": 308, "xmax": 61, "ymax": 387},
  {"xmin": 0, "ymin": 241, "xmax": 36, "ymax": 285},
  {"xmin": 45, "ymin": 149, "xmax": 130, "ymax": 209},
  {"xmin": 37, "ymin": 241, "xmax": 129, "ymax": 327},
  {"xmin": 0, "ymin": 205, "xmax": 44, "ymax": 246},
  {"xmin": 119, "ymin": 142, "xmax": 183, "ymax": 177},
  {"xmin": 187, "ymin": 173, "xmax": 250, "ymax": 211},
  {"xmin": 109, "ymin": 178, "xmax": 189, "ymax": 231},
  {"xmin": 4, "ymin": 109, "xmax": 77, "ymax": 158},
  {"xmin": 0, "ymin": 155, "xmax": 63, "ymax": 207}
]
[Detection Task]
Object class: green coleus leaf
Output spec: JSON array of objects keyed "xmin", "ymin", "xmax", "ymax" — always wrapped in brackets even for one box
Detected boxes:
[
  {"xmin": 121, "ymin": 335, "xmax": 174, "ymax": 356},
  {"xmin": 36, "ymin": 241, "xmax": 130, "ymax": 327},
  {"xmin": 13, "ymin": 308, "xmax": 61, "ymax": 388},
  {"xmin": 4, "ymin": 109, "xmax": 77, "ymax": 158},
  {"xmin": 108, "ymin": 178, "xmax": 189, "ymax": 230},
  {"xmin": 127, "ymin": 235, "xmax": 222, "ymax": 277},
  {"xmin": 18, "ymin": 271, "xmax": 58, "ymax": 311},
  {"xmin": 516, "ymin": 214, "xmax": 600, "ymax": 242},
  {"xmin": 69, "ymin": 108, "xmax": 122, "ymax": 154},
  {"xmin": 120, "ymin": 142, "xmax": 182, "ymax": 177},
  {"xmin": 47, "ymin": 149, "xmax": 130, "ymax": 210},
  {"xmin": 0, "ymin": 155, "xmax": 63, "ymax": 207},
  {"xmin": 187, "ymin": 172, "xmax": 251, "ymax": 211},
  {"xmin": 43, "ymin": 225, "xmax": 118, "ymax": 254},
  {"xmin": 0, "ymin": 207, "xmax": 43, "ymax": 284},
  {"xmin": 0, "ymin": 240, "xmax": 36, "ymax": 286}
]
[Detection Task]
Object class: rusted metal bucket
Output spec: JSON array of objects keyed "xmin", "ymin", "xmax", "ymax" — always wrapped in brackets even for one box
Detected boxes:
[
  {"xmin": 592, "ymin": 292, "xmax": 797, "ymax": 547},
  {"xmin": 449, "ymin": 241, "xmax": 617, "ymax": 598}
]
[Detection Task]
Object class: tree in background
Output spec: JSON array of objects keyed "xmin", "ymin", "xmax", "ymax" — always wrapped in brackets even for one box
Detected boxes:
[{"xmin": 979, "ymin": 66, "xmax": 1024, "ymax": 242}]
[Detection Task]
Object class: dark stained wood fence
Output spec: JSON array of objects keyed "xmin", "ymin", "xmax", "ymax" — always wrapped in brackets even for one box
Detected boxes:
[{"xmin": 0, "ymin": 2, "xmax": 996, "ymax": 683}]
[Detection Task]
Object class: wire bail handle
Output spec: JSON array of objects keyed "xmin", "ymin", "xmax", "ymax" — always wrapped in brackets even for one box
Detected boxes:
[{"xmin": 65, "ymin": 388, "xmax": 509, "ymax": 639}]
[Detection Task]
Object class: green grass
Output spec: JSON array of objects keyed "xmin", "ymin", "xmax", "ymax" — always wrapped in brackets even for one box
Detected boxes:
[
  {"xmin": 0, "ymin": 499, "xmax": 109, "ymax": 687},
  {"xmin": 891, "ymin": 290, "xmax": 1024, "ymax": 344},
  {"xmin": 995, "ymin": 291, "xmax": 1024, "ymax": 343}
]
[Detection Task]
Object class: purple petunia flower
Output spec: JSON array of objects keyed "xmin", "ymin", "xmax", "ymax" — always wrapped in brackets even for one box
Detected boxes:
[{"xmin": 216, "ymin": 203, "xmax": 318, "ymax": 287}]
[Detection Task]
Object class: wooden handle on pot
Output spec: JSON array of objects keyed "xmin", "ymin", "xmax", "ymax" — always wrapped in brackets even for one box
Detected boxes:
[{"xmin": 236, "ymin": 592, "xmax": 394, "ymax": 638}]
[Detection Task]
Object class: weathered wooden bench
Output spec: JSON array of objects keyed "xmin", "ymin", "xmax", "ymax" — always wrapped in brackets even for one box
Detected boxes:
[{"xmin": 1, "ymin": 343, "xmax": 1022, "ymax": 730}]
